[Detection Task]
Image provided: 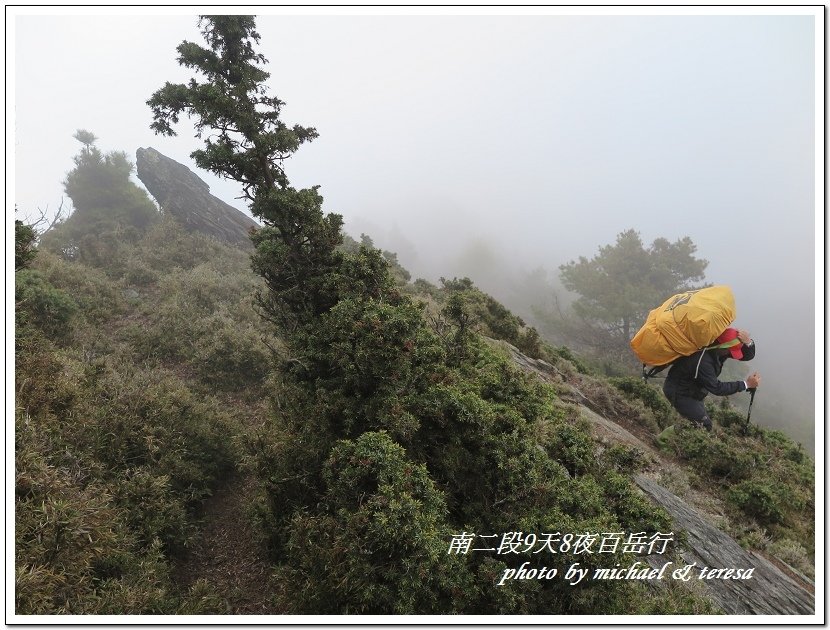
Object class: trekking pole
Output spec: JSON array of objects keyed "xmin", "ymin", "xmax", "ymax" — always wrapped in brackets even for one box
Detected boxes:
[{"xmin": 743, "ymin": 387, "xmax": 757, "ymax": 435}]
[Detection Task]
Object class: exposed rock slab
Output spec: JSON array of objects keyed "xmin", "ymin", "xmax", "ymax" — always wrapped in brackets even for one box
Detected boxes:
[
  {"xmin": 579, "ymin": 405, "xmax": 653, "ymax": 452},
  {"xmin": 635, "ymin": 474, "xmax": 814, "ymax": 615},
  {"xmin": 136, "ymin": 147, "xmax": 258, "ymax": 247}
]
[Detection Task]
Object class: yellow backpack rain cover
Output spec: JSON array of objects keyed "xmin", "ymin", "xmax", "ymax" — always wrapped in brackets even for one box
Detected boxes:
[{"xmin": 630, "ymin": 286, "xmax": 736, "ymax": 367}]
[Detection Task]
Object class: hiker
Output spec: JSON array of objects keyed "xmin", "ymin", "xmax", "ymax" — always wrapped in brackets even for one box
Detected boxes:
[{"xmin": 662, "ymin": 327, "xmax": 761, "ymax": 431}]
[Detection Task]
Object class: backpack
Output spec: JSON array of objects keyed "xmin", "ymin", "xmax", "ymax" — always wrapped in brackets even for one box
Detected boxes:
[{"xmin": 630, "ymin": 286, "xmax": 736, "ymax": 371}]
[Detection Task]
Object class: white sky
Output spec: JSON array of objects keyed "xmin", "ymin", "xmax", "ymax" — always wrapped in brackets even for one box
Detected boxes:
[{"xmin": 8, "ymin": 7, "xmax": 823, "ymax": 448}]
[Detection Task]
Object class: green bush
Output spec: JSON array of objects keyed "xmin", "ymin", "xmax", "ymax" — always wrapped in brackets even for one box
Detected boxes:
[
  {"xmin": 728, "ymin": 479, "xmax": 787, "ymax": 525},
  {"xmin": 657, "ymin": 417, "xmax": 813, "ymax": 546},
  {"xmin": 610, "ymin": 376, "xmax": 675, "ymax": 428},
  {"xmin": 549, "ymin": 345, "xmax": 593, "ymax": 375},
  {"xmin": 15, "ymin": 330, "xmax": 242, "ymax": 613},
  {"xmin": 191, "ymin": 314, "xmax": 271, "ymax": 390},
  {"xmin": 30, "ymin": 250, "xmax": 123, "ymax": 324},
  {"xmin": 274, "ymin": 432, "xmax": 472, "ymax": 614},
  {"xmin": 16, "ymin": 219, "xmax": 38, "ymax": 270},
  {"xmin": 112, "ymin": 469, "xmax": 193, "ymax": 555},
  {"xmin": 16, "ymin": 270, "xmax": 78, "ymax": 341},
  {"xmin": 660, "ymin": 423, "xmax": 754, "ymax": 481},
  {"xmin": 157, "ymin": 262, "xmax": 260, "ymax": 315},
  {"xmin": 14, "ymin": 327, "xmax": 79, "ymax": 421},
  {"xmin": 545, "ymin": 419, "xmax": 596, "ymax": 476},
  {"xmin": 762, "ymin": 429, "xmax": 809, "ymax": 465},
  {"xmin": 77, "ymin": 366, "xmax": 237, "ymax": 505},
  {"xmin": 600, "ymin": 470, "xmax": 673, "ymax": 533},
  {"xmin": 251, "ymin": 284, "xmax": 678, "ymax": 611},
  {"xmin": 601, "ymin": 443, "xmax": 648, "ymax": 474},
  {"xmin": 437, "ymin": 277, "xmax": 542, "ymax": 358},
  {"xmin": 122, "ymin": 257, "xmax": 159, "ymax": 286}
]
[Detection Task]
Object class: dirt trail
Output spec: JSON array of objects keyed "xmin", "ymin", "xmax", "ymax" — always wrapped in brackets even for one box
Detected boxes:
[{"xmin": 175, "ymin": 474, "xmax": 278, "ymax": 614}]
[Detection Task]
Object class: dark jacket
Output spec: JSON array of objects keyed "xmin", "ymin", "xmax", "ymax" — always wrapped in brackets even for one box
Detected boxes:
[{"xmin": 663, "ymin": 341, "xmax": 756, "ymax": 401}]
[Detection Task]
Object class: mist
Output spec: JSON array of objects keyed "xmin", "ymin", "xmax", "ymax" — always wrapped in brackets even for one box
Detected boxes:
[{"xmin": 11, "ymin": 9, "xmax": 820, "ymax": 451}]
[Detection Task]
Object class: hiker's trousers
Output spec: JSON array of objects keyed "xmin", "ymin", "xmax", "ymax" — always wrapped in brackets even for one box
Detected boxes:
[{"xmin": 663, "ymin": 389, "xmax": 713, "ymax": 431}]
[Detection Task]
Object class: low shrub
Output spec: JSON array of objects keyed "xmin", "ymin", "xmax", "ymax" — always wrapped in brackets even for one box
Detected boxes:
[
  {"xmin": 29, "ymin": 250, "xmax": 123, "ymax": 324},
  {"xmin": 77, "ymin": 366, "xmax": 238, "ymax": 506},
  {"xmin": 601, "ymin": 443, "xmax": 648, "ymax": 475},
  {"xmin": 545, "ymin": 419, "xmax": 596, "ymax": 476},
  {"xmin": 191, "ymin": 314, "xmax": 271, "ymax": 391},
  {"xmin": 15, "ymin": 270, "xmax": 78, "ymax": 341},
  {"xmin": 122, "ymin": 257, "xmax": 159, "ymax": 286},
  {"xmin": 273, "ymin": 431, "xmax": 472, "ymax": 614},
  {"xmin": 610, "ymin": 376, "xmax": 675, "ymax": 428},
  {"xmin": 112, "ymin": 469, "xmax": 193, "ymax": 555},
  {"xmin": 15, "ymin": 410, "xmax": 175, "ymax": 614},
  {"xmin": 727, "ymin": 479, "xmax": 787, "ymax": 525},
  {"xmin": 549, "ymin": 345, "xmax": 593, "ymax": 375},
  {"xmin": 437, "ymin": 277, "xmax": 543, "ymax": 358},
  {"xmin": 136, "ymin": 218, "xmax": 250, "ymax": 273}
]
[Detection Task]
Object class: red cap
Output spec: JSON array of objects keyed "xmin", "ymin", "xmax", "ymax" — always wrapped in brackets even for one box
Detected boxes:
[{"xmin": 716, "ymin": 328, "xmax": 743, "ymax": 359}]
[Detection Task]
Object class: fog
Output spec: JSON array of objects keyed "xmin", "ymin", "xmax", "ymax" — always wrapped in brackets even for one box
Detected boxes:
[{"xmin": 10, "ymin": 8, "xmax": 821, "ymax": 451}]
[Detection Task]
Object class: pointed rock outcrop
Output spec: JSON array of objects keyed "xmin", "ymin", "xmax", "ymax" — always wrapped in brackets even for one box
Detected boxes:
[{"xmin": 136, "ymin": 147, "xmax": 258, "ymax": 247}]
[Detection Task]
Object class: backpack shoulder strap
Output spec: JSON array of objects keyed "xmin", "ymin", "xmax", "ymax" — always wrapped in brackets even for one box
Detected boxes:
[
  {"xmin": 643, "ymin": 338, "xmax": 725, "ymax": 382},
  {"xmin": 642, "ymin": 363, "xmax": 670, "ymax": 381}
]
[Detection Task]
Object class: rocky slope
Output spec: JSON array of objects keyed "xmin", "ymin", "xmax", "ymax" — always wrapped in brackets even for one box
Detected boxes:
[{"xmin": 499, "ymin": 340, "xmax": 815, "ymax": 616}]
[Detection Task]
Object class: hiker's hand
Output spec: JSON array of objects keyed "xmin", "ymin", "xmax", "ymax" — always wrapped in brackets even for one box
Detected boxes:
[
  {"xmin": 746, "ymin": 372, "xmax": 761, "ymax": 389},
  {"xmin": 737, "ymin": 329, "xmax": 752, "ymax": 345}
]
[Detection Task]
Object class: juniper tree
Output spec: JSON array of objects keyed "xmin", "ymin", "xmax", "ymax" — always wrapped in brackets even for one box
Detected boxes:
[{"xmin": 148, "ymin": 16, "xmax": 346, "ymax": 333}]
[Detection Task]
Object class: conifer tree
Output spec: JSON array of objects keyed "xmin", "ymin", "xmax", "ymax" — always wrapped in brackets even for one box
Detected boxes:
[
  {"xmin": 560, "ymin": 229, "xmax": 708, "ymax": 341},
  {"xmin": 148, "ymin": 16, "xmax": 344, "ymax": 333}
]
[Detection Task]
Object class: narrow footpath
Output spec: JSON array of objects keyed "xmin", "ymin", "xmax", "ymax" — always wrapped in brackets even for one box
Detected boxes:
[{"xmin": 174, "ymin": 474, "xmax": 278, "ymax": 614}]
